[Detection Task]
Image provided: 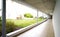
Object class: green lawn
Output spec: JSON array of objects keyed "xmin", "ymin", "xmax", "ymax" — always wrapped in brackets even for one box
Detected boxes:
[{"xmin": 6, "ymin": 18, "xmax": 44, "ymax": 28}]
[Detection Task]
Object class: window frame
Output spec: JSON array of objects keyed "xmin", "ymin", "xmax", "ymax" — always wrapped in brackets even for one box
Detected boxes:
[
  {"xmin": 2, "ymin": 0, "xmax": 6, "ymax": 37},
  {"xmin": 1, "ymin": 0, "xmax": 48, "ymax": 37}
]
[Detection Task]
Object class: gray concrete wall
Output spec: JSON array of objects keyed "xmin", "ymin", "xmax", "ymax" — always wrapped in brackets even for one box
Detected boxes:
[{"xmin": 53, "ymin": 0, "xmax": 60, "ymax": 37}]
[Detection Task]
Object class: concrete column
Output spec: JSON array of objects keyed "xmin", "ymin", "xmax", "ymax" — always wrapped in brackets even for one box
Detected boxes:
[{"xmin": 53, "ymin": 0, "xmax": 60, "ymax": 37}]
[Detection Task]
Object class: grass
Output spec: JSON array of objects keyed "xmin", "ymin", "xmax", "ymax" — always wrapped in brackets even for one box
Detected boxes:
[
  {"xmin": 6, "ymin": 18, "xmax": 44, "ymax": 28},
  {"xmin": 14, "ymin": 20, "xmax": 36, "ymax": 28},
  {"xmin": 0, "ymin": 18, "xmax": 45, "ymax": 36}
]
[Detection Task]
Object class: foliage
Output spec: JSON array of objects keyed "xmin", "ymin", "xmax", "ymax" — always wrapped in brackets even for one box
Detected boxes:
[
  {"xmin": 39, "ymin": 16, "xmax": 44, "ymax": 19},
  {"xmin": 0, "ymin": 18, "xmax": 45, "ymax": 36},
  {"xmin": 24, "ymin": 13, "xmax": 33, "ymax": 18},
  {"xmin": 6, "ymin": 21, "xmax": 16, "ymax": 33},
  {"xmin": 14, "ymin": 19, "xmax": 37, "ymax": 28},
  {"xmin": 0, "ymin": 20, "xmax": 19, "ymax": 36},
  {"xmin": 0, "ymin": 17, "xmax": 2, "ymax": 36},
  {"xmin": 0, "ymin": 17, "xmax": 1, "ymax": 21}
]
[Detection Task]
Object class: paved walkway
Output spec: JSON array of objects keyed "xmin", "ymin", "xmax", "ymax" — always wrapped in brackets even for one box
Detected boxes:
[{"xmin": 17, "ymin": 19, "xmax": 55, "ymax": 37}]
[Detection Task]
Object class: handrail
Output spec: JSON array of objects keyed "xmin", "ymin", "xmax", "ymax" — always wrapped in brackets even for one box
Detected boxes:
[{"xmin": 6, "ymin": 19, "xmax": 48, "ymax": 37}]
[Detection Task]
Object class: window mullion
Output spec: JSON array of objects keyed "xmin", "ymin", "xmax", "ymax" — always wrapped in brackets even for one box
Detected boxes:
[{"xmin": 2, "ymin": 0, "xmax": 6, "ymax": 37}]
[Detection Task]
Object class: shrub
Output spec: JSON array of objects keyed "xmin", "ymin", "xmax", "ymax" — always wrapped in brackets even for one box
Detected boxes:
[
  {"xmin": 39, "ymin": 16, "xmax": 44, "ymax": 19},
  {"xmin": 6, "ymin": 20, "xmax": 22, "ymax": 33},
  {"xmin": 0, "ymin": 20, "xmax": 18, "ymax": 36},
  {"xmin": 24, "ymin": 13, "xmax": 33, "ymax": 18},
  {"xmin": 6, "ymin": 21, "xmax": 17, "ymax": 33},
  {"xmin": 0, "ymin": 17, "xmax": 2, "ymax": 21},
  {"xmin": 0, "ymin": 17, "xmax": 2, "ymax": 36},
  {"xmin": 0, "ymin": 23, "xmax": 2, "ymax": 36}
]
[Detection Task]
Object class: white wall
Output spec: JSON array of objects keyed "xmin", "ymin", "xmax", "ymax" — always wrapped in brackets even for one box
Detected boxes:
[{"xmin": 53, "ymin": 0, "xmax": 60, "ymax": 37}]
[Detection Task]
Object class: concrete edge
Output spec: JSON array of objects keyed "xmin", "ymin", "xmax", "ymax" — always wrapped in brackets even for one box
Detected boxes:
[{"xmin": 6, "ymin": 19, "xmax": 48, "ymax": 37}]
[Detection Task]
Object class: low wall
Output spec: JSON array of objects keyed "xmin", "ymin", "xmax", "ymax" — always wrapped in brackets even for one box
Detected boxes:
[{"xmin": 6, "ymin": 19, "xmax": 48, "ymax": 37}]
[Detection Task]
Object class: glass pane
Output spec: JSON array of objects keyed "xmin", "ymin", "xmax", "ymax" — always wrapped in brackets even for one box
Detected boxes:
[
  {"xmin": 0, "ymin": 0, "xmax": 2, "ymax": 9},
  {"xmin": 38, "ymin": 11, "xmax": 47, "ymax": 22},
  {"xmin": 6, "ymin": 0, "xmax": 47, "ymax": 36},
  {"xmin": 6, "ymin": 0, "xmax": 37, "ymax": 34},
  {"xmin": 0, "ymin": 11, "xmax": 2, "ymax": 36},
  {"xmin": 0, "ymin": 0, "xmax": 2, "ymax": 36}
]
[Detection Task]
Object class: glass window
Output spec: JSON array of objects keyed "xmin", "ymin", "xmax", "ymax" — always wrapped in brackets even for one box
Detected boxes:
[
  {"xmin": 0, "ymin": 0, "xmax": 2, "ymax": 9},
  {"xmin": 0, "ymin": 0, "xmax": 48, "ymax": 36},
  {"xmin": 6, "ymin": 0, "xmax": 38, "ymax": 34},
  {"xmin": 0, "ymin": 0, "xmax": 2, "ymax": 36},
  {"xmin": 0, "ymin": 0, "xmax": 2, "ymax": 16},
  {"xmin": 6, "ymin": 0, "xmax": 47, "ymax": 35}
]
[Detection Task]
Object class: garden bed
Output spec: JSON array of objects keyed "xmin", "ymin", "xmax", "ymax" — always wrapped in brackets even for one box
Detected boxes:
[{"xmin": 0, "ymin": 18, "xmax": 45, "ymax": 36}]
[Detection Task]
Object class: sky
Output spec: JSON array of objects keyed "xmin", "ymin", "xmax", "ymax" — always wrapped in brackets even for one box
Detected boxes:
[{"xmin": 0, "ymin": 0, "xmax": 47, "ymax": 19}]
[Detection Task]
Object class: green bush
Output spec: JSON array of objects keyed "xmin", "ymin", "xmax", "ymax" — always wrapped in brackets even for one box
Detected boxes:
[
  {"xmin": 6, "ymin": 20, "xmax": 21, "ymax": 33},
  {"xmin": 0, "ymin": 17, "xmax": 2, "ymax": 36},
  {"xmin": 0, "ymin": 20, "xmax": 18, "ymax": 36},
  {"xmin": 0, "ymin": 26, "xmax": 1, "ymax": 36},
  {"xmin": 39, "ymin": 16, "xmax": 43, "ymax": 18},
  {"xmin": 6, "ymin": 21, "xmax": 15, "ymax": 33},
  {"xmin": 0, "ymin": 17, "xmax": 2, "ymax": 21},
  {"xmin": 24, "ymin": 13, "xmax": 33, "ymax": 18}
]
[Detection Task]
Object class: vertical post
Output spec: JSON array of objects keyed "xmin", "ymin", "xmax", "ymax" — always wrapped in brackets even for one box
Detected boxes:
[
  {"xmin": 2, "ymin": 0, "xmax": 6, "ymax": 37},
  {"xmin": 37, "ymin": 9, "xmax": 38, "ymax": 22}
]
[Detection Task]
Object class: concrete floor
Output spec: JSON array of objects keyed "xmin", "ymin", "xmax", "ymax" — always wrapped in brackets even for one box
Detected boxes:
[{"xmin": 17, "ymin": 19, "xmax": 55, "ymax": 37}]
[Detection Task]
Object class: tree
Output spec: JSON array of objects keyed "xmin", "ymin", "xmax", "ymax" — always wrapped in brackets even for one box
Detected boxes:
[{"xmin": 24, "ymin": 13, "xmax": 33, "ymax": 18}]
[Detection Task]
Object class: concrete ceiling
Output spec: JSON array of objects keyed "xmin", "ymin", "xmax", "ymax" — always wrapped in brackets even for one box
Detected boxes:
[{"xmin": 12, "ymin": 0, "xmax": 56, "ymax": 15}]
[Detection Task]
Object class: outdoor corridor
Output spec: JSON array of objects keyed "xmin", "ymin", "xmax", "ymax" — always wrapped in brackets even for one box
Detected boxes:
[{"xmin": 17, "ymin": 19, "xmax": 55, "ymax": 37}]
